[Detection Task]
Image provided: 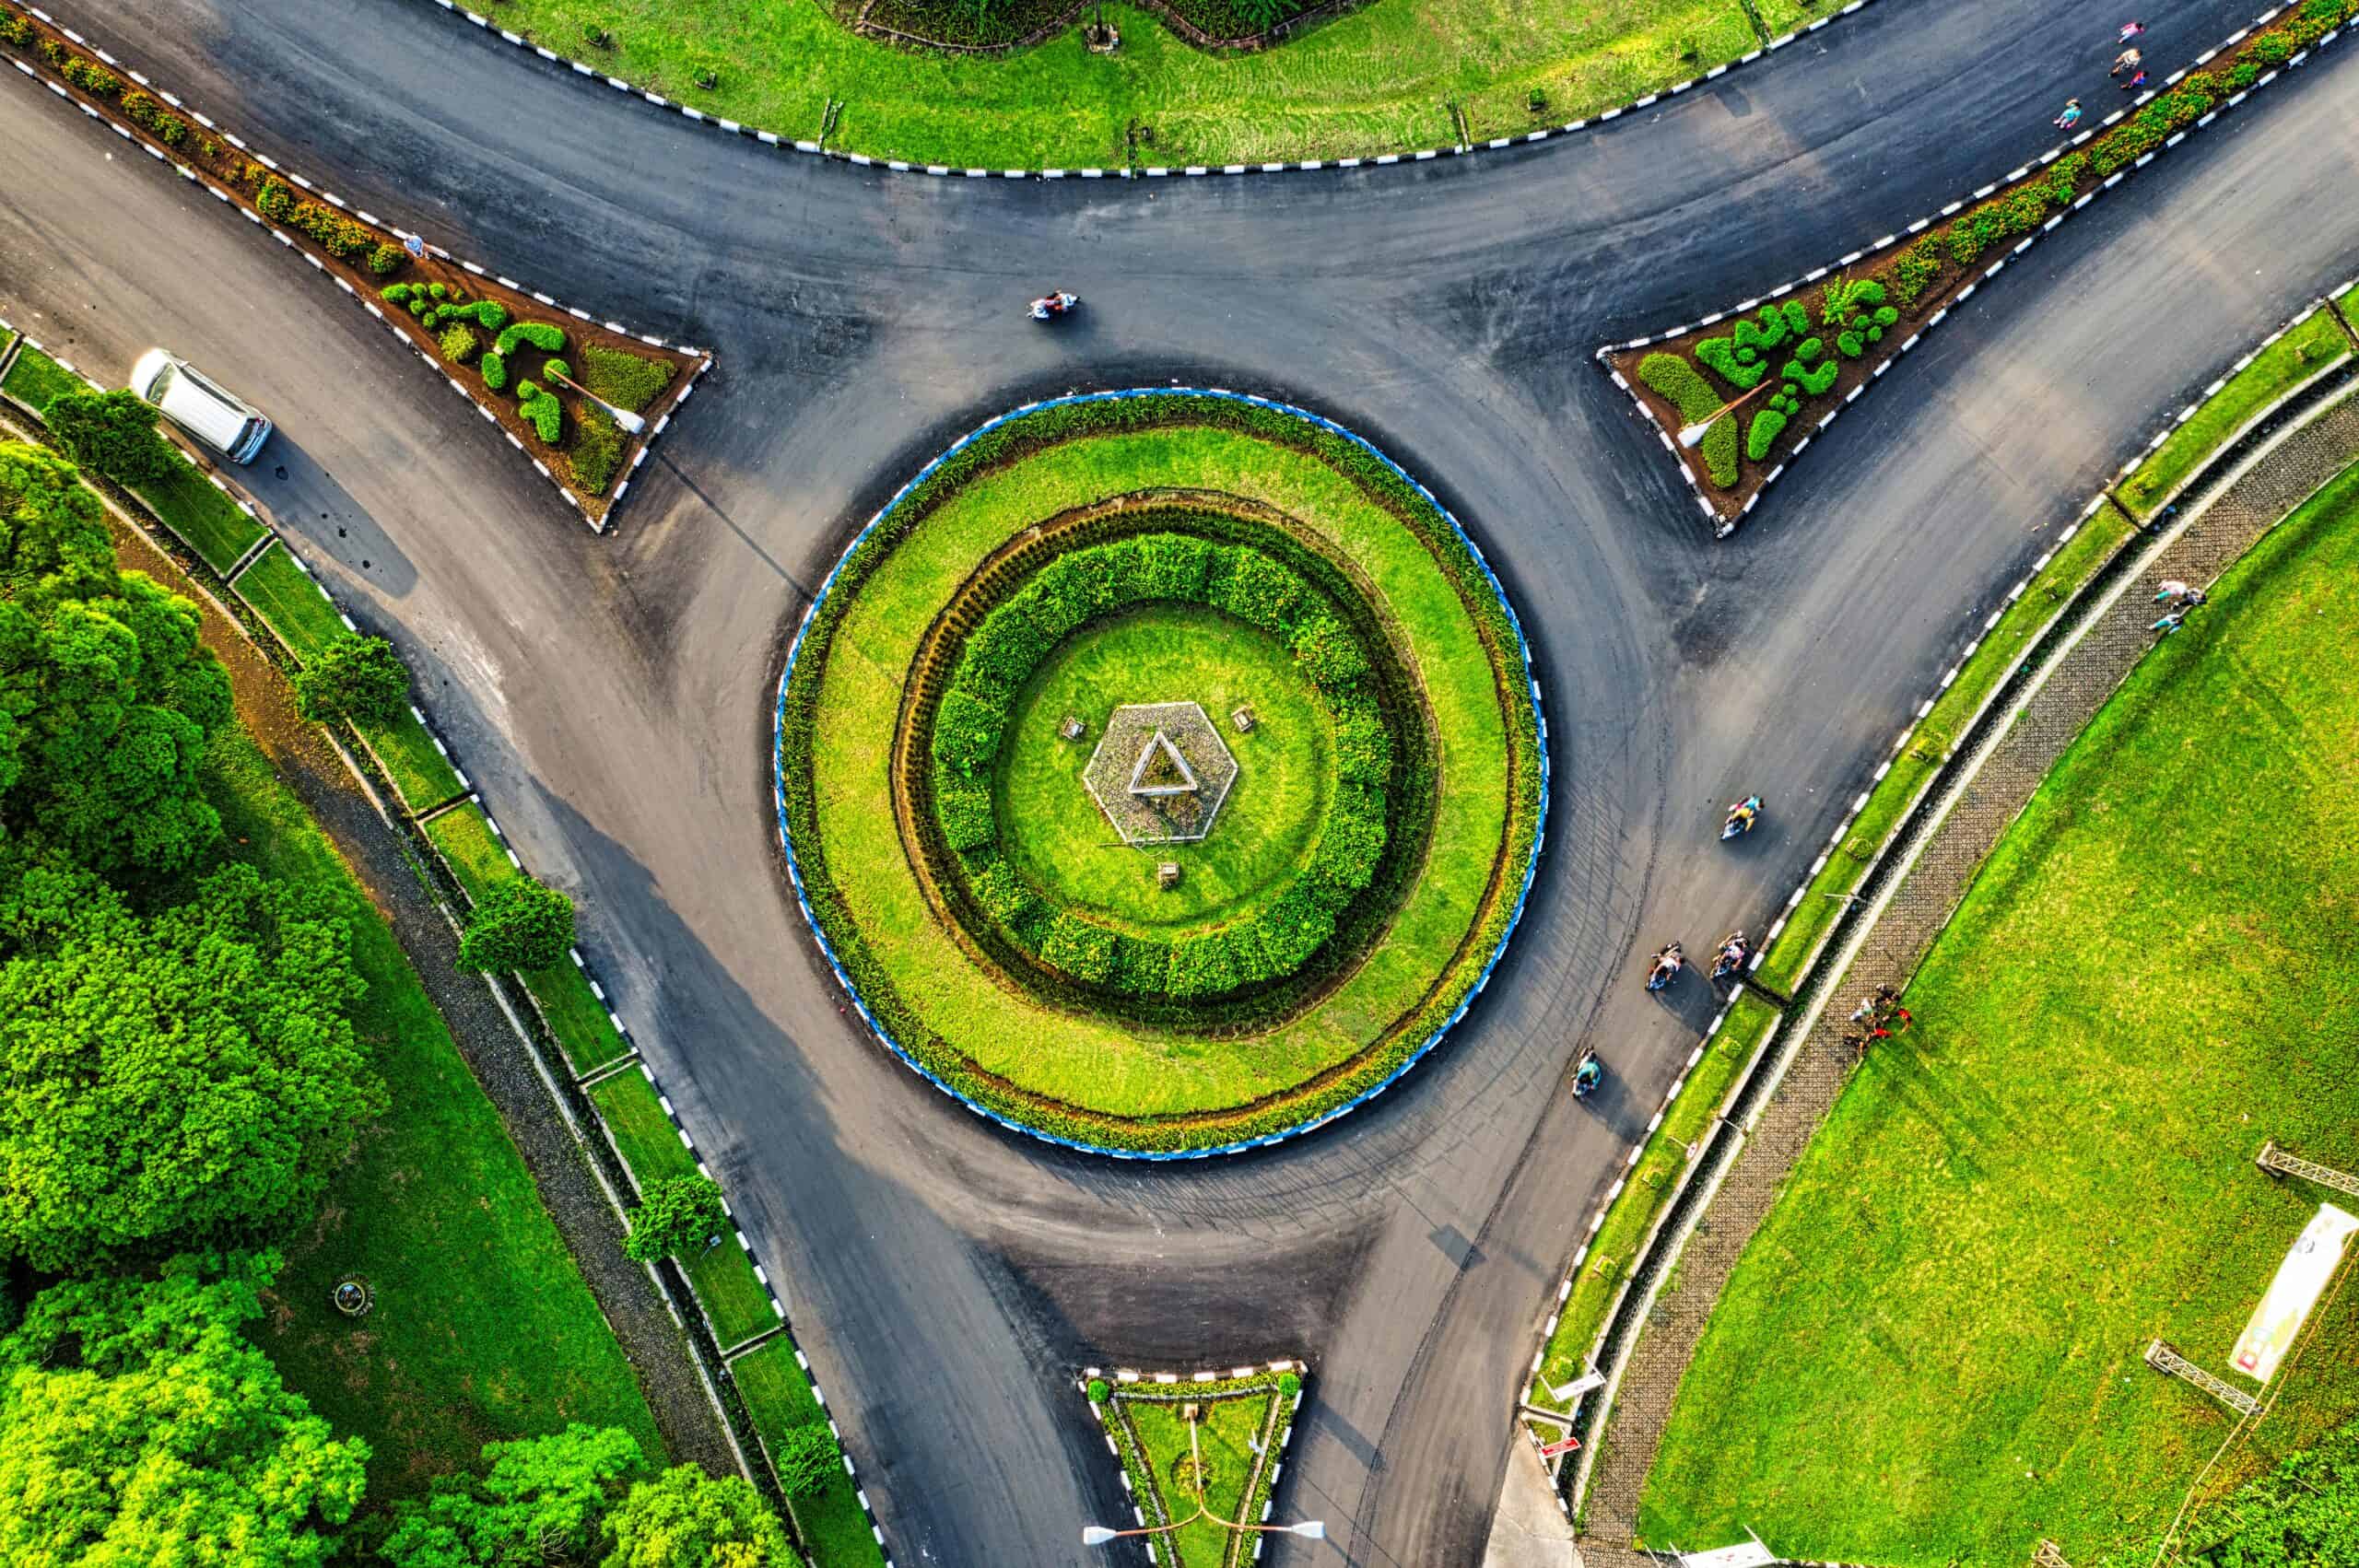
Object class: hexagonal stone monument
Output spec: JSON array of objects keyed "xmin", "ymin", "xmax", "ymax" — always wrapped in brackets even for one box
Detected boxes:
[{"xmin": 1082, "ymin": 700, "xmax": 1239, "ymax": 845}]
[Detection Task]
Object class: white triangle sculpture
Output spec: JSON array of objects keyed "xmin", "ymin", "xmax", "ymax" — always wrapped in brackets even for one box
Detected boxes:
[{"xmin": 1127, "ymin": 730, "xmax": 1200, "ymax": 798}]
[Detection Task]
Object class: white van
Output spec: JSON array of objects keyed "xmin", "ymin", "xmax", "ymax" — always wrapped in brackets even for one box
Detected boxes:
[{"xmin": 129, "ymin": 347, "xmax": 272, "ymax": 464}]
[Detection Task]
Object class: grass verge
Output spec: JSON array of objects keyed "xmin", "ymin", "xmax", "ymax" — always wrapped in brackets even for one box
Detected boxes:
[
  {"xmin": 1753, "ymin": 504, "xmax": 2133, "ymax": 995},
  {"xmin": 358, "ymin": 707, "xmax": 467, "ymax": 812},
  {"xmin": 1637, "ymin": 461, "xmax": 2359, "ymax": 1564},
  {"xmin": 2120, "ymin": 308, "xmax": 2353, "ymax": 517},
  {"xmin": 234, "ymin": 541, "xmax": 348, "ymax": 659},
  {"xmin": 0, "ymin": 342, "xmax": 86, "ymax": 413},
  {"xmin": 462, "ymin": 0, "xmax": 1800, "ymax": 170},
  {"xmin": 524, "ymin": 961, "xmax": 635, "ymax": 1076},
  {"xmin": 1526, "ymin": 991, "xmax": 1780, "ymax": 1421},
  {"xmin": 424, "ymin": 800, "xmax": 518, "ymax": 906},
  {"xmin": 126, "ymin": 461, "xmax": 267, "ymax": 575},
  {"xmin": 205, "ymin": 723, "xmax": 666, "ymax": 1499},
  {"xmin": 734, "ymin": 1340, "xmax": 886, "ymax": 1568}
]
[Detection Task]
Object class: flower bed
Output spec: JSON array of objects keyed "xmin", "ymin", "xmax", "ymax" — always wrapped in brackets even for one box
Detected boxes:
[
  {"xmin": 0, "ymin": 3, "xmax": 707, "ymax": 526},
  {"xmin": 1084, "ymin": 1363, "xmax": 1308, "ymax": 1568},
  {"xmin": 1607, "ymin": 0, "xmax": 2357, "ymax": 525}
]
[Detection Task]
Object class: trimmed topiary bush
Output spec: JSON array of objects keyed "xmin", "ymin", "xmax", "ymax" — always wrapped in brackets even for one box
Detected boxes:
[
  {"xmin": 495, "ymin": 321, "xmax": 567, "ymax": 357},
  {"xmin": 568, "ymin": 409, "xmax": 625, "ymax": 495},
  {"xmin": 1696, "ymin": 334, "xmax": 1768, "ymax": 391},
  {"xmin": 1745, "ymin": 407, "xmax": 1788, "ymax": 462},
  {"xmin": 479, "ymin": 351, "xmax": 510, "ymax": 392},
  {"xmin": 1699, "ymin": 413, "xmax": 1739, "ymax": 488},
  {"xmin": 438, "ymin": 324, "xmax": 481, "ymax": 364},
  {"xmin": 368, "ymin": 243, "xmax": 406, "ymax": 276},
  {"xmin": 581, "ymin": 343, "xmax": 679, "ymax": 413},
  {"xmin": 1637, "ymin": 352, "xmax": 1720, "ymax": 424}
]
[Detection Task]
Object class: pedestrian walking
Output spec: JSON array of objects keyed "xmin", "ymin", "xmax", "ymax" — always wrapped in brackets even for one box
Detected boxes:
[
  {"xmin": 2123, "ymin": 67, "xmax": 2149, "ymax": 90},
  {"xmin": 2154, "ymin": 579, "xmax": 2190, "ymax": 602},
  {"xmin": 2055, "ymin": 98, "xmax": 2083, "ymax": 129},
  {"xmin": 2111, "ymin": 46, "xmax": 2142, "ymax": 74},
  {"xmin": 2119, "ymin": 18, "xmax": 2147, "ymax": 41}
]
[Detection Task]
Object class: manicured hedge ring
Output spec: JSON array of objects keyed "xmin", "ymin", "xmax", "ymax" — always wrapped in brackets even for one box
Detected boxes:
[{"xmin": 774, "ymin": 392, "xmax": 1545, "ymax": 1156}]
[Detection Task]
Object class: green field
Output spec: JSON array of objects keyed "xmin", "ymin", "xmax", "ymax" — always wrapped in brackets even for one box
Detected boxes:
[
  {"xmin": 1755, "ymin": 504, "xmax": 2133, "ymax": 995},
  {"xmin": 203, "ymin": 725, "xmax": 665, "ymax": 1499},
  {"xmin": 128, "ymin": 461, "xmax": 268, "ymax": 575},
  {"xmin": 806, "ymin": 423, "xmax": 1513, "ymax": 1137},
  {"xmin": 734, "ymin": 1340, "xmax": 886, "ymax": 1568},
  {"xmin": 0, "ymin": 342, "xmax": 87, "ymax": 413},
  {"xmin": 235, "ymin": 542, "xmax": 348, "ymax": 659},
  {"xmin": 476, "ymin": 0, "xmax": 1802, "ymax": 170},
  {"xmin": 1640, "ymin": 464, "xmax": 2359, "ymax": 1564},
  {"xmin": 1000, "ymin": 603, "xmax": 1332, "ymax": 931},
  {"xmin": 2121, "ymin": 309, "xmax": 2353, "ymax": 518}
]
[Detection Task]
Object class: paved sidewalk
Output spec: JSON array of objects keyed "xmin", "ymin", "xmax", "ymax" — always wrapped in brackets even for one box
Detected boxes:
[
  {"xmin": 1575, "ymin": 389, "xmax": 2359, "ymax": 1562},
  {"xmin": 1485, "ymin": 1440, "xmax": 1582, "ymax": 1568}
]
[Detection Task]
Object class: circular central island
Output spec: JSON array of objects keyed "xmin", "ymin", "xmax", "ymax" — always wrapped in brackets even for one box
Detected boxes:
[{"xmin": 774, "ymin": 392, "xmax": 1544, "ymax": 1156}]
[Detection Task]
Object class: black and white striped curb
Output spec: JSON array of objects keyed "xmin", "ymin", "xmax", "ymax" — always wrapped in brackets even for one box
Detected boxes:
[
  {"xmin": 417, "ymin": 0, "xmax": 1880, "ymax": 180},
  {"xmin": 1082, "ymin": 1362, "xmax": 1308, "ymax": 1553},
  {"xmin": 6, "ymin": 2, "xmax": 711, "ymax": 534},
  {"xmin": 1600, "ymin": 5, "xmax": 2339, "ymax": 535}
]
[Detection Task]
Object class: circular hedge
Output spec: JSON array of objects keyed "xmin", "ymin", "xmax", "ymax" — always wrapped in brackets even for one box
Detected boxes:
[{"xmin": 774, "ymin": 392, "xmax": 1544, "ymax": 1155}]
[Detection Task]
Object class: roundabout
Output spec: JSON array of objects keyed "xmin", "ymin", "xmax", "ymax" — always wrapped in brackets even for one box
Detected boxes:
[{"xmin": 773, "ymin": 391, "xmax": 1546, "ymax": 1155}]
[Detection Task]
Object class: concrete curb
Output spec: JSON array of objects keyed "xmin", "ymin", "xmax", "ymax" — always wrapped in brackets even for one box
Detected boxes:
[
  {"xmin": 4, "ymin": 3, "xmax": 712, "ymax": 534},
  {"xmin": 769, "ymin": 388, "xmax": 1549, "ymax": 1161},
  {"xmin": 1597, "ymin": 5, "xmax": 2339, "ymax": 533},
  {"xmin": 411, "ymin": 0, "xmax": 1882, "ymax": 181}
]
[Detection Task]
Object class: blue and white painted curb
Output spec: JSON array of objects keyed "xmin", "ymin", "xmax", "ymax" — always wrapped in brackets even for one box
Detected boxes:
[
  {"xmin": 418, "ymin": 0, "xmax": 1882, "ymax": 180},
  {"xmin": 772, "ymin": 388, "xmax": 1550, "ymax": 1161}
]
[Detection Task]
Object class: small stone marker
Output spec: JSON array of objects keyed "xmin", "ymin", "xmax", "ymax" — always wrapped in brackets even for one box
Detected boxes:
[
  {"xmin": 1060, "ymin": 714, "xmax": 1086, "ymax": 741},
  {"xmin": 1158, "ymin": 861, "xmax": 1180, "ymax": 890},
  {"xmin": 1231, "ymin": 704, "xmax": 1256, "ymax": 732}
]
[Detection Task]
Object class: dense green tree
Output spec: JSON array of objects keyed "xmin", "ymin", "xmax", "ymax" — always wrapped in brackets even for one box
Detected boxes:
[
  {"xmin": 600, "ymin": 1467, "xmax": 796, "ymax": 1568},
  {"xmin": 771, "ymin": 1423, "xmax": 840, "ymax": 1503},
  {"xmin": 0, "ymin": 440, "xmax": 231, "ymax": 877},
  {"xmin": 457, "ymin": 875, "xmax": 576, "ymax": 973},
  {"xmin": 292, "ymin": 631, "xmax": 411, "ymax": 727},
  {"xmin": 40, "ymin": 388, "xmax": 178, "ymax": 487},
  {"xmin": 0, "ymin": 1253, "xmax": 370, "ymax": 1567},
  {"xmin": 0, "ymin": 860, "xmax": 382, "ymax": 1269},
  {"xmin": 623, "ymin": 1174, "xmax": 731, "ymax": 1264},
  {"xmin": 381, "ymin": 1423, "xmax": 645, "ymax": 1568}
]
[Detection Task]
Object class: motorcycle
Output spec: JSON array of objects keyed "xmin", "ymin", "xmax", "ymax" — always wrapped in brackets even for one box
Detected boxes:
[
  {"xmin": 1721, "ymin": 794, "xmax": 1763, "ymax": 841},
  {"xmin": 1571, "ymin": 1048, "xmax": 1602, "ymax": 1100},
  {"xmin": 1646, "ymin": 942, "xmax": 1684, "ymax": 993},
  {"xmin": 1710, "ymin": 931, "xmax": 1750, "ymax": 982},
  {"xmin": 1029, "ymin": 290, "xmax": 1079, "ymax": 322}
]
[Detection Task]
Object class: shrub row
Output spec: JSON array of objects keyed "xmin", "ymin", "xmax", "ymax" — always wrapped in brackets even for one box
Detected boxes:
[
  {"xmin": 580, "ymin": 343, "xmax": 677, "ymax": 414},
  {"xmin": 924, "ymin": 530, "xmax": 1399, "ymax": 1001},
  {"xmin": 777, "ymin": 397, "xmax": 1543, "ymax": 1149},
  {"xmin": 568, "ymin": 410, "xmax": 626, "ymax": 494},
  {"xmin": 119, "ymin": 89, "xmax": 189, "ymax": 147},
  {"xmin": 496, "ymin": 322, "xmax": 568, "ymax": 357}
]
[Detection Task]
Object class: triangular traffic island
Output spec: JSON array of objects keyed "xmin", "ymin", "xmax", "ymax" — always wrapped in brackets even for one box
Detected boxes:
[{"xmin": 1080, "ymin": 1361, "xmax": 1310, "ymax": 1566}]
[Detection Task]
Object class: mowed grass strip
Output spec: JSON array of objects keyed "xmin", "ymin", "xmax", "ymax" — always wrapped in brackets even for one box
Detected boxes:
[
  {"xmin": 128, "ymin": 460, "xmax": 267, "ymax": 575},
  {"xmin": 424, "ymin": 801, "xmax": 519, "ymax": 907},
  {"xmin": 734, "ymin": 1340, "xmax": 886, "ymax": 1568},
  {"xmin": 1638, "ymin": 464, "xmax": 2359, "ymax": 1565},
  {"xmin": 205, "ymin": 725, "xmax": 666, "ymax": 1497},
  {"xmin": 2120, "ymin": 309, "xmax": 2353, "ymax": 517},
  {"xmin": 812, "ymin": 427, "xmax": 1507, "ymax": 1119},
  {"xmin": 357, "ymin": 707, "xmax": 467, "ymax": 813},
  {"xmin": 524, "ymin": 960, "xmax": 634, "ymax": 1076},
  {"xmin": 0, "ymin": 343, "xmax": 87, "ymax": 414},
  {"xmin": 478, "ymin": 0, "xmax": 1783, "ymax": 170},
  {"xmin": 591, "ymin": 1068, "xmax": 695, "ymax": 1186},
  {"xmin": 1755, "ymin": 505, "xmax": 2133, "ymax": 995},
  {"xmin": 234, "ymin": 542, "xmax": 348, "ymax": 661},
  {"xmin": 1528, "ymin": 990, "xmax": 1779, "ymax": 1416}
]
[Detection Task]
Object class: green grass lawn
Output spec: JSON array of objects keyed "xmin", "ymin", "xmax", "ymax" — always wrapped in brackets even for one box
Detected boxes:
[
  {"xmin": 999, "ymin": 603, "xmax": 1332, "ymax": 932},
  {"xmin": 0, "ymin": 342, "xmax": 87, "ymax": 414},
  {"xmin": 734, "ymin": 1340, "xmax": 886, "ymax": 1568},
  {"xmin": 1119, "ymin": 1389, "xmax": 1281, "ymax": 1567},
  {"xmin": 234, "ymin": 542, "xmax": 349, "ymax": 660},
  {"xmin": 478, "ymin": 0, "xmax": 1800, "ymax": 170},
  {"xmin": 425, "ymin": 801, "xmax": 520, "ymax": 907},
  {"xmin": 2337, "ymin": 282, "xmax": 2359, "ymax": 336},
  {"xmin": 524, "ymin": 960, "xmax": 635, "ymax": 1076},
  {"xmin": 203, "ymin": 725, "xmax": 665, "ymax": 1500},
  {"xmin": 1639, "ymin": 464, "xmax": 2359, "ymax": 1565},
  {"xmin": 811, "ymin": 426, "xmax": 1508, "ymax": 1124},
  {"xmin": 1755, "ymin": 504, "xmax": 2134, "ymax": 995},
  {"xmin": 357, "ymin": 706, "xmax": 468, "ymax": 813},
  {"xmin": 2120, "ymin": 310, "xmax": 2353, "ymax": 518},
  {"xmin": 128, "ymin": 461, "xmax": 268, "ymax": 575},
  {"xmin": 1528, "ymin": 991, "xmax": 1779, "ymax": 1418}
]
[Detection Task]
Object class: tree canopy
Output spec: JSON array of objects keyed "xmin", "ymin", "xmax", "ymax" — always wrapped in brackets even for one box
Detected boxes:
[
  {"xmin": 600, "ymin": 1467, "xmax": 796, "ymax": 1568},
  {"xmin": 0, "ymin": 440, "xmax": 231, "ymax": 878},
  {"xmin": 623, "ymin": 1174, "xmax": 730, "ymax": 1264},
  {"xmin": 0, "ymin": 1253, "xmax": 370, "ymax": 1568},
  {"xmin": 293, "ymin": 631, "xmax": 410, "ymax": 728},
  {"xmin": 0, "ymin": 860, "xmax": 382, "ymax": 1269},
  {"xmin": 41, "ymin": 388, "xmax": 179, "ymax": 488},
  {"xmin": 770, "ymin": 1423, "xmax": 840, "ymax": 1503},
  {"xmin": 381, "ymin": 1423, "xmax": 645, "ymax": 1568},
  {"xmin": 457, "ymin": 874, "xmax": 576, "ymax": 973}
]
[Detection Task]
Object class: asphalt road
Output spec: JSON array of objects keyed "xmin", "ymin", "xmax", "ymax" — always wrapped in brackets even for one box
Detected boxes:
[{"xmin": 1, "ymin": 2, "xmax": 2353, "ymax": 1562}]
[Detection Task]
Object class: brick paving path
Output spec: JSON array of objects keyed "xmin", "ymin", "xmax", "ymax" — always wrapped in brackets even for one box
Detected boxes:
[{"xmin": 1576, "ymin": 391, "xmax": 2359, "ymax": 1562}]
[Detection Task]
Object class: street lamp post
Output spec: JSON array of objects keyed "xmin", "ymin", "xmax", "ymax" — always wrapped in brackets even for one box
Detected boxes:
[
  {"xmin": 1674, "ymin": 380, "xmax": 1770, "ymax": 449},
  {"xmin": 542, "ymin": 368, "xmax": 648, "ymax": 436},
  {"xmin": 1082, "ymin": 1407, "xmax": 1325, "ymax": 1549}
]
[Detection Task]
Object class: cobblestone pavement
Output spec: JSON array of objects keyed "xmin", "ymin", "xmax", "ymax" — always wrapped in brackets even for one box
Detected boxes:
[{"xmin": 1576, "ymin": 390, "xmax": 2359, "ymax": 1561}]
